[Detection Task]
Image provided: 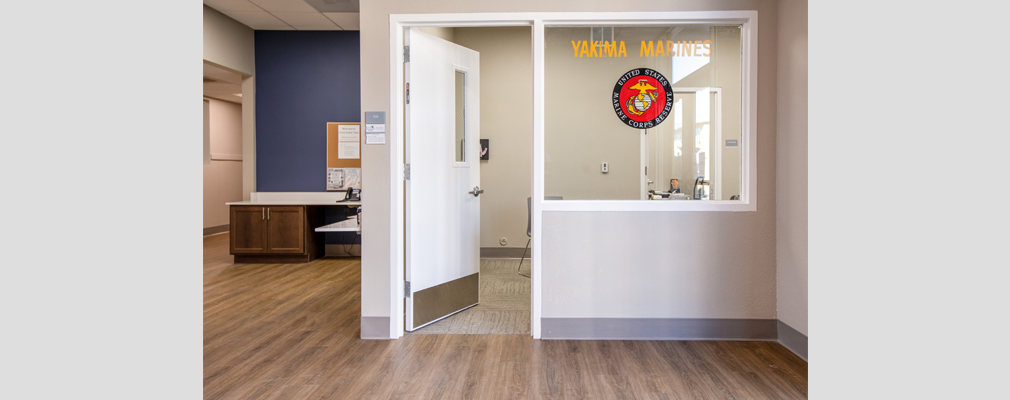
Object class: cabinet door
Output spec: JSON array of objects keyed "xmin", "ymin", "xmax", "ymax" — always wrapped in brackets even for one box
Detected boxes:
[
  {"xmin": 265, "ymin": 206, "xmax": 305, "ymax": 254},
  {"xmin": 231, "ymin": 206, "xmax": 267, "ymax": 254}
]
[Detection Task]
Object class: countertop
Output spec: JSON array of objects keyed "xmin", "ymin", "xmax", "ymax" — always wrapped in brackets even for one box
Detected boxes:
[{"xmin": 226, "ymin": 200, "xmax": 361, "ymax": 206}]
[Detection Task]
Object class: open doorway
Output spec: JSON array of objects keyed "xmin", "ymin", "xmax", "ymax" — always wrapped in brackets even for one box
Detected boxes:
[
  {"xmin": 404, "ymin": 26, "xmax": 534, "ymax": 335},
  {"xmin": 203, "ymin": 61, "xmax": 245, "ymax": 237}
]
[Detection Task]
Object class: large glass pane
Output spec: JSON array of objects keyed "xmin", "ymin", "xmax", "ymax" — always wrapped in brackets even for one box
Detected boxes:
[{"xmin": 544, "ymin": 25, "xmax": 742, "ymax": 200}]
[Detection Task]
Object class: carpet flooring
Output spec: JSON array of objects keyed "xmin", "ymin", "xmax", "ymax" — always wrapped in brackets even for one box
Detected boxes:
[{"xmin": 411, "ymin": 258, "xmax": 532, "ymax": 334}]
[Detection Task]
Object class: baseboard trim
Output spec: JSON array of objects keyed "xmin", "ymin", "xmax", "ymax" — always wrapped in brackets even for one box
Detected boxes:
[
  {"xmin": 541, "ymin": 318, "xmax": 777, "ymax": 340},
  {"xmin": 325, "ymin": 244, "xmax": 361, "ymax": 257},
  {"xmin": 361, "ymin": 316, "xmax": 390, "ymax": 339},
  {"xmin": 203, "ymin": 224, "xmax": 229, "ymax": 236},
  {"xmin": 480, "ymin": 246, "xmax": 530, "ymax": 258},
  {"xmin": 777, "ymin": 320, "xmax": 808, "ymax": 361}
]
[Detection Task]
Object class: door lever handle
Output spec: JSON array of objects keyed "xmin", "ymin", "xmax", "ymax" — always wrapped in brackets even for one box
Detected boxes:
[{"xmin": 468, "ymin": 186, "xmax": 484, "ymax": 197}]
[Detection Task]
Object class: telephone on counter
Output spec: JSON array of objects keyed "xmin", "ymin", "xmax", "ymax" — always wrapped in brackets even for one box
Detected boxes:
[{"xmin": 341, "ymin": 188, "xmax": 361, "ymax": 202}]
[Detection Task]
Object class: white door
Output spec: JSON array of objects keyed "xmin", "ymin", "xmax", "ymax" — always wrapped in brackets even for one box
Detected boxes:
[{"xmin": 405, "ymin": 28, "xmax": 481, "ymax": 331}]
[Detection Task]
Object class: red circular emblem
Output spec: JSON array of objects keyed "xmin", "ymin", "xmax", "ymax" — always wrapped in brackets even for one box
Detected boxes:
[{"xmin": 612, "ymin": 68, "xmax": 673, "ymax": 129}]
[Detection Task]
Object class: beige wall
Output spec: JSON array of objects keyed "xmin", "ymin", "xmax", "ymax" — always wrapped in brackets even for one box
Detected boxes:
[
  {"xmin": 203, "ymin": 6, "xmax": 254, "ymax": 76},
  {"xmin": 203, "ymin": 98, "xmax": 244, "ymax": 230},
  {"xmin": 451, "ymin": 27, "xmax": 534, "ymax": 249},
  {"xmin": 203, "ymin": 5, "xmax": 256, "ymax": 200},
  {"xmin": 776, "ymin": 0, "xmax": 808, "ymax": 336},
  {"xmin": 359, "ymin": 0, "xmax": 780, "ymax": 325}
]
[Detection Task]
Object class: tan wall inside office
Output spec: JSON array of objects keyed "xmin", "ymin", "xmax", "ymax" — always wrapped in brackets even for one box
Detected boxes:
[
  {"xmin": 359, "ymin": 0, "xmax": 780, "ymax": 323},
  {"xmin": 203, "ymin": 98, "xmax": 244, "ymax": 229}
]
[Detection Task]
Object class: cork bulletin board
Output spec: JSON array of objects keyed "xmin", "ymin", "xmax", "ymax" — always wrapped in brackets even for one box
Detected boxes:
[{"xmin": 326, "ymin": 122, "xmax": 362, "ymax": 190}]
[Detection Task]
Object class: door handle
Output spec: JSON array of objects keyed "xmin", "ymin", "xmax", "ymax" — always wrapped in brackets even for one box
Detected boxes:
[
  {"xmin": 267, "ymin": 208, "xmax": 270, "ymax": 220},
  {"xmin": 262, "ymin": 208, "xmax": 265, "ymax": 220},
  {"xmin": 468, "ymin": 186, "xmax": 484, "ymax": 197}
]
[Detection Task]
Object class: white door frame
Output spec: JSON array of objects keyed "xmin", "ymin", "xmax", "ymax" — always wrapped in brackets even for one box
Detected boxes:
[{"xmin": 388, "ymin": 11, "xmax": 758, "ymax": 339}]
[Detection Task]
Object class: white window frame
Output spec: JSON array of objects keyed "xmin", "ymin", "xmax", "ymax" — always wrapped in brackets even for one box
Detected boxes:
[{"xmin": 388, "ymin": 11, "xmax": 758, "ymax": 340}]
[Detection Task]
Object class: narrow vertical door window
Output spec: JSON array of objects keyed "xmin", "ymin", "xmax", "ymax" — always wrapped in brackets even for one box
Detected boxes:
[{"xmin": 455, "ymin": 71, "xmax": 466, "ymax": 162}]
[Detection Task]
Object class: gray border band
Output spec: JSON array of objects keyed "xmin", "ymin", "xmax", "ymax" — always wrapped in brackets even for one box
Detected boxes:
[
  {"xmin": 777, "ymin": 320, "xmax": 808, "ymax": 361},
  {"xmin": 479, "ymin": 247, "xmax": 530, "ymax": 258},
  {"xmin": 361, "ymin": 316, "xmax": 390, "ymax": 339},
  {"xmin": 203, "ymin": 224, "xmax": 229, "ymax": 236},
  {"xmin": 541, "ymin": 318, "xmax": 777, "ymax": 340}
]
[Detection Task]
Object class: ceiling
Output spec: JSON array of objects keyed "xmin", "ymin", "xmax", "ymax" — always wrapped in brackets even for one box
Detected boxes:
[
  {"xmin": 204, "ymin": 0, "xmax": 359, "ymax": 30},
  {"xmin": 204, "ymin": 62, "xmax": 244, "ymax": 104}
]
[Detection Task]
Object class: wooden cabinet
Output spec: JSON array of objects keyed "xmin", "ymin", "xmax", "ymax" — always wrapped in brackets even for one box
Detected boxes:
[{"xmin": 229, "ymin": 205, "xmax": 324, "ymax": 263}]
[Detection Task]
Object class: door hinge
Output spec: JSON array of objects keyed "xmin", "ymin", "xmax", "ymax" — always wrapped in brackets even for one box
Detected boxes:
[
  {"xmin": 403, "ymin": 46, "xmax": 409, "ymax": 63},
  {"xmin": 403, "ymin": 164, "xmax": 410, "ymax": 180},
  {"xmin": 404, "ymin": 281, "xmax": 411, "ymax": 297},
  {"xmin": 405, "ymin": 82, "xmax": 410, "ymax": 104}
]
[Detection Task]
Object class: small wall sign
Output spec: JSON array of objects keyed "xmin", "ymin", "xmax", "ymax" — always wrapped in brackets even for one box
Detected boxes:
[
  {"xmin": 613, "ymin": 68, "xmax": 673, "ymax": 129},
  {"xmin": 479, "ymin": 139, "xmax": 489, "ymax": 160}
]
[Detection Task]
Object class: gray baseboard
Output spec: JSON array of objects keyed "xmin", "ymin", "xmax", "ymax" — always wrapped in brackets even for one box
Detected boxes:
[
  {"xmin": 480, "ymin": 246, "xmax": 530, "ymax": 258},
  {"xmin": 203, "ymin": 224, "xmax": 229, "ymax": 236},
  {"xmin": 541, "ymin": 318, "xmax": 777, "ymax": 341},
  {"xmin": 325, "ymin": 244, "xmax": 361, "ymax": 257},
  {"xmin": 777, "ymin": 320, "xmax": 808, "ymax": 361},
  {"xmin": 360, "ymin": 316, "xmax": 390, "ymax": 339}
]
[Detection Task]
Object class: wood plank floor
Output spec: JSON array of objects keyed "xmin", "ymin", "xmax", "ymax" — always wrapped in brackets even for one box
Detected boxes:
[{"xmin": 204, "ymin": 233, "xmax": 808, "ymax": 399}]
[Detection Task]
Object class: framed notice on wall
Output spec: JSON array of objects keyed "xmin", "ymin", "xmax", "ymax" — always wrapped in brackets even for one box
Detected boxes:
[{"xmin": 326, "ymin": 122, "xmax": 363, "ymax": 190}]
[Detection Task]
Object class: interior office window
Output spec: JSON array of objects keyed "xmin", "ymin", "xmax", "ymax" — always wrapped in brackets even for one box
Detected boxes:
[{"xmin": 544, "ymin": 25, "xmax": 743, "ymax": 201}]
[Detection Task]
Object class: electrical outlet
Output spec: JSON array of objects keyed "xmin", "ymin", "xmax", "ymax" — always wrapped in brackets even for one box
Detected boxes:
[
  {"xmin": 602, "ymin": 162, "xmax": 609, "ymax": 173},
  {"xmin": 499, "ymin": 237, "xmax": 508, "ymax": 246}
]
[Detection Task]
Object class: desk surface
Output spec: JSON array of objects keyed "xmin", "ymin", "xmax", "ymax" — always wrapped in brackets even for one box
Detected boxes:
[
  {"xmin": 226, "ymin": 200, "xmax": 361, "ymax": 206},
  {"xmin": 315, "ymin": 217, "xmax": 360, "ymax": 232}
]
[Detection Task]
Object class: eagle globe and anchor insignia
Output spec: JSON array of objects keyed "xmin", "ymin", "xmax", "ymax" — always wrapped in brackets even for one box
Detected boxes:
[{"xmin": 612, "ymin": 68, "xmax": 674, "ymax": 129}]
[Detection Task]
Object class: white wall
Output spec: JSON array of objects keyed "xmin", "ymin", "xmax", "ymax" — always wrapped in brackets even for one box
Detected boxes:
[
  {"xmin": 359, "ymin": 0, "xmax": 780, "ymax": 330},
  {"xmin": 203, "ymin": 98, "xmax": 244, "ymax": 230},
  {"xmin": 776, "ymin": 0, "xmax": 808, "ymax": 336},
  {"xmin": 203, "ymin": 5, "xmax": 256, "ymax": 200}
]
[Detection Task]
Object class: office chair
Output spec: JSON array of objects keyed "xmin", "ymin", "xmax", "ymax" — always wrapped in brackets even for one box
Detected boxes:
[{"xmin": 519, "ymin": 196, "xmax": 562, "ymax": 277}]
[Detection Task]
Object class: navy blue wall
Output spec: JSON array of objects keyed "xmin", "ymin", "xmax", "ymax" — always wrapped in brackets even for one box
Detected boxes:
[{"xmin": 255, "ymin": 30, "xmax": 360, "ymax": 192}]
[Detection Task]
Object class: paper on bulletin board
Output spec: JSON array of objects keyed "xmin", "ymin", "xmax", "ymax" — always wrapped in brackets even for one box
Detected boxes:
[
  {"xmin": 338, "ymin": 125, "xmax": 360, "ymax": 142},
  {"xmin": 338, "ymin": 142, "xmax": 360, "ymax": 159},
  {"xmin": 343, "ymin": 168, "xmax": 361, "ymax": 189},
  {"xmin": 327, "ymin": 168, "xmax": 361, "ymax": 190},
  {"xmin": 327, "ymin": 168, "xmax": 344, "ymax": 190}
]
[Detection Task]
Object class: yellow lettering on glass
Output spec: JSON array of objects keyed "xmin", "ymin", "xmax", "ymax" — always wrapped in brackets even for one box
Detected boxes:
[
  {"xmin": 567, "ymin": 40, "xmax": 636, "ymax": 58},
  {"xmin": 640, "ymin": 41, "xmax": 654, "ymax": 57},
  {"xmin": 603, "ymin": 41, "xmax": 616, "ymax": 57}
]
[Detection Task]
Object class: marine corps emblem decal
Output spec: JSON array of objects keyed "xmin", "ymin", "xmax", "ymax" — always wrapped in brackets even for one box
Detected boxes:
[{"xmin": 612, "ymin": 68, "xmax": 673, "ymax": 129}]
